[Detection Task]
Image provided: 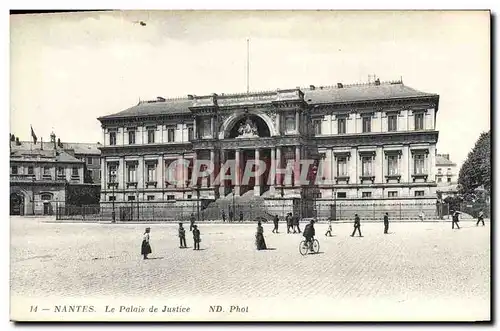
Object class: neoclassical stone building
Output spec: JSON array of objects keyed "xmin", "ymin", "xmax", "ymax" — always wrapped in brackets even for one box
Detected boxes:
[{"xmin": 98, "ymin": 79, "xmax": 440, "ymax": 217}]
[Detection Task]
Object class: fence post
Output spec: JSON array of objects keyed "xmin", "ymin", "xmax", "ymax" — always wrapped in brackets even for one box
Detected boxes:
[
  {"xmin": 399, "ymin": 202, "xmax": 402, "ymax": 220},
  {"xmin": 373, "ymin": 203, "xmax": 376, "ymax": 220}
]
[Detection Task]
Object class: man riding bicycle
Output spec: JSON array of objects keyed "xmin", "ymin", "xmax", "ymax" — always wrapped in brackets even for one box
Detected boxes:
[{"xmin": 303, "ymin": 219, "xmax": 316, "ymax": 252}]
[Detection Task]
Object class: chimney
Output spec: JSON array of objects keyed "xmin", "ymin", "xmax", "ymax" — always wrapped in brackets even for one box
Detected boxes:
[
  {"xmin": 375, "ymin": 78, "xmax": 381, "ymax": 86},
  {"xmin": 309, "ymin": 85, "xmax": 315, "ymax": 90},
  {"xmin": 337, "ymin": 83, "xmax": 343, "ymax": 88},
  {"xmin": 187, "ymin": 94, "xmax": 195, "ymax": 100}
]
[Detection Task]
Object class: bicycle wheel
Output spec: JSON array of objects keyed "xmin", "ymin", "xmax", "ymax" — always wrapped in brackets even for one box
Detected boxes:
[
  {"xmin": 299, "ymin": 240, "xmax": 308, "ymax": 256},
  {"xmin": 312, "ymin": 239, "xmax": 320, "ymax": 254}
]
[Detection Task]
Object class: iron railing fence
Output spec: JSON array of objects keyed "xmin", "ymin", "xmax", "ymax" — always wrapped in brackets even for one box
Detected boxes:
[{"xmin": 54, "ymin": 200, "xmax": 489, "ymax": 222}]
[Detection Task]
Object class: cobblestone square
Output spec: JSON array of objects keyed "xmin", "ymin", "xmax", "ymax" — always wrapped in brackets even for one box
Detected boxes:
[{"xmin": 10, "ymin": 217, "xmax": 490, "ymax": 321}]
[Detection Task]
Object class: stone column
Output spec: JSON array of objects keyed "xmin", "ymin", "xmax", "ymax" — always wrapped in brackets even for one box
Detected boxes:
[
  {"xmin": 210, "ymin": 149, "xmax": 215, "ymax": 188},
  {"xmin": 219, "ymin": 150, "xmax": 226, "ymax": 196},
  {"xmin": 294, "ymin": 146, "xmax": 301, "ymax": 186},
  {"xmin": 295, "ymin": 110, "xmax": 300, "ymax": 133},
  {"xmin": 254, "ymin": 148, "xmax": 261, "ymax": 196},
  {"xmin": 210, "ymin": 116, "xmax": 215, "ymax": 138},
  {"xmin": 276, "ymin": 147, "xmax": 282, "ymax": 187},
  {"xmin": 275, "ymin": 113, "xmax": 281, "ymax": 135},
  {"xmin": 235, "ymin": 149, "xmax": 241, "ymax": 196},
  {"xmin": 269, "ymin": 148, "xmax": 276, "ymax": 195},
  {"xmin": 193, "ymin": 117, "xmax": 197, "ymax": 140}
]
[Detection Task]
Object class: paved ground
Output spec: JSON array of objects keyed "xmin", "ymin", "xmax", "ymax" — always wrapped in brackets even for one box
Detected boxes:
[{"xmin": 10, "ymin": 217, "xmax": 490, "ymax": 321}]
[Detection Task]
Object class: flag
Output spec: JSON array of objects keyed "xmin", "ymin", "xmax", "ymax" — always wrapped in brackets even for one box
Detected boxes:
[{"xmin": 31, "ymin": 126, "xmax": 37, "ymax": 144}]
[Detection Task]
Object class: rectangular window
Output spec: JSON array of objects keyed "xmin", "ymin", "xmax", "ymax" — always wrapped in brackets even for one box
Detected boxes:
[
  {"xmin": 11, "ymin": 165, "xmax": 18, "ymax": 174},
  {"xmin": 415, "ymin": 190, "xmax": 425, "ymax": 197},
  {"xmin": 337, "ymin": 118, "xmax": 346, "ymax": 134},
  {"xmin": 43, "ymin": 167, "xmax": 51, "ymax": 176},
  {"xmin": 72, "ymin": 167, "xmax": 79, "ymax": 177},
  {"xmin": 108, "ymin": 164, "xmax": 117, "ymax": 183},
  {"xmin": 28, "ymin": 166, "xmax": 34, "ymax": 175},
  {"xmin": 57, "ymin": 167, "xmax": 65, "ymax": 177},
  {"xmin": 147, "ymin": 195, "xmax": 155, "ymax": 201},
  {"xmin": 109, "ymin": 132, "xmax": 117, "ymax": 145},
  {"xmin": 109, "ymin": 196, "xmax": 116, "ymax": 201},
  {"xmin": 414, "ymin": 113, "xmax": 424, "ymax": 130},
  {"xmin": 187, "ymin": 194, "xmax": 192, "ymax": 199},
  {"xmin": 313, "ymin": 120, "xmax": 322, "ymax": 135},
  {"xmin": 167, "ymin": 195, "xmax": 175, "ymax": 201},
  {"xmin": 362, "ymin": 157, "xmax": 372, "ymax": 176},
  {"xmin": 437, "ymin": 168, "xmax": 442, "ymax": 174},
  {"xmin": 87, "ymin": 157, "xmax": 93, "ymax": 165},
  {"xmin": 447, "ymin": 177, "xmax": 452, "ymax": 183},
  {"xmin": 387, "ymin": 155, "xmax": 399, "ymax": 176},
  {"xmin": 414, "ymin": 154, "xmax": 425, "ymax": 174},
  {"xmin": 437, "ymin": 177, "xmax": 442, "ymax": 182},
  {"xmin": 128, "ymin": 196, "xmax": 135, "ymax": 201},
  {"xmin": 337, "ymin": 157, "xmax": 347, "ymax": 176},
  {"xmin": 167, "ymin": 128, "xmax": 175, "ymax": 142},
  {"xmin": 387, "ymin": 114, "xmax": 398, "ymax": 132},
  {"xmin": 147, "ymin": 163, "xmax": 156, "ymax": 182},
  {"xmin": 147, "ymin": 127, "xmax": 155, "ymax": 144},
  {"xmin": 188, "ymin": 126, "xmax": 194, "ymax": 141},
  {"xmin": 285, "ymin": 115, "xmax": 296, "ymax": 132},
  {"xmin": 362, "ymin": 192, "xmax": 372, "ymax": 198},
  {"xmin": 362, "ymin": 116, "xmax": 371, "ymax": 133},
  {"xmin": 86, "ymin": 169, "xmax": 92, "ymax": 179},
  {"xmin": 128, "ymin": 129, "xmax": 136, "ymax": 145},
  {"xmin": 127, "ymin": 164, "xmax": 137, "ymax": 183},
  {"xmin": 337, "ymin": 192, "xmax": 347, "ymax": 199},
  {"xmin": 388, "ymin": 191, "xmax": 398, "ymax": 197}
]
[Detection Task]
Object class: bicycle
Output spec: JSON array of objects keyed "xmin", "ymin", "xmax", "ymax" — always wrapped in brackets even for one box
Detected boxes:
[{"xmin": 299, "ymin": 237, "xmax": 320, "ymax": 255}]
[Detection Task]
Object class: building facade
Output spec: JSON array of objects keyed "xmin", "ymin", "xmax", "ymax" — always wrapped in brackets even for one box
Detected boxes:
[
  {"xmin": 97, "ymin": 80, "xmax": 440, "ymax": 217},
  {"xmin": 435, "ymin": 153, "xmax": 458, "ymax": 184},
  {"xmin": 10, "ymin": 141, "xmax": 85, "ymax": 216},
  {"xmin": 62, "ymin": 142, "xmax": 102, "ymax": 184}
]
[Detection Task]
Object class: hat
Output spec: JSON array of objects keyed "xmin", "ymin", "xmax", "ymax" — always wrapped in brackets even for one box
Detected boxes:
[
  {"xmin": 193, "ymin": 225, "xmax": 198, "ymax": 228},
  {"xmin": 145, "ymin": 227, "xmax": 151, "ymax": 231},
  {"xmin": 179, "ymin": 222, "xmax": 183, "ymax": 225}
]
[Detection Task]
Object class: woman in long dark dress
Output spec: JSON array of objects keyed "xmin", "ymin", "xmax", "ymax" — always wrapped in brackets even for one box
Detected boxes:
[
  {"xmin": 255, "ymin": 221, "xmax": 267, "ymax": 250},
  {"xmin": 141, "ymin": 227, "xmax": 152, "ymax": 259}
]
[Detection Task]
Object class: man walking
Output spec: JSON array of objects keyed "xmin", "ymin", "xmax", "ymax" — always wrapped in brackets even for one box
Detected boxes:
[
  {"xmin": 293, "ymin": 213, "xmax": 301, "ymax": 234},
  {"xmin": 192, "ymin": 225, "xmax": 201, "ymax": 250},
  {"xmin": 239, "ymin": 210, "xmax": 244, "ymax": 222},
  {"xmin": 229, "ymin": 207, "xmax": 234, "ymax": 223},
  {"xmin": 272, "ymin": 214, "xmax": 279, "ymax": 233},
  {"xmin": 222, "ymin": 209, "xmax": 226, "ymax": 223},
  {"xmin": 383, "ymin": 212, "xmax": 389, "ymax": 234},
  {"xmin": 452, "ymin": 211, "xmax": 460, "ymax": 229},
  {"xmin": 476, "ymin": 211, "xmax": 485, "ymax": 226},
  {"xmin": 351, "ymin": 213, "xmax": 362, "ymax": 237},
  {"xmin": 178, "ymin": 222, "xmax": 187, "ymax": 248}
]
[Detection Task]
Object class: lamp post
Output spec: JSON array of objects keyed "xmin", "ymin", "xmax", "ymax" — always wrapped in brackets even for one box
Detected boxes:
[
  {"xmin": 196, "ymin": 185, "xmax": 200, "ymax": 223},
  {"xmin": 232, "ymin": 185, "xmax": 235, "ymax": 221}
]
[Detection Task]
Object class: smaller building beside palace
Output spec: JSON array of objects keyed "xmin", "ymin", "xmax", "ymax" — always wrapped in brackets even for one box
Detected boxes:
[{"xmin": 9, "ymin": 132, "xmax": 100, "ymax": 216}]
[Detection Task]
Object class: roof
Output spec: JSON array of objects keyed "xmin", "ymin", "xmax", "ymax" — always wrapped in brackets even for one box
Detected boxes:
[
  {"xmin": 99, "ymin": 98, "xmax": 192, "ymax": 120},
  {"xmin": 61, "ymin": 142, "xmax": 101, "ymax": 155},
  {"xmin": 436, "ymin": 155, "xmax": 456, "ymax": 166},
  {"xmin": 303, "ymin": 82, "xmax": 437, "ymax": 104},
  {"xmin": 10, "ymin": 141, "xmax": 101, "ymax": 155},
  {"xmin": 98, "ymin": 81, "xmax": 438, "ymax": 120},
  {"xmin": 10, "ymin": 148, "xmax": 83, "ymax": 163}
]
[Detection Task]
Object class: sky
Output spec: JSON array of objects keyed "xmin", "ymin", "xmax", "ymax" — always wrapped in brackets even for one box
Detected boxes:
[{"xmin": 10, "ymin": 10, "xmax": 490, "ymax": 168}]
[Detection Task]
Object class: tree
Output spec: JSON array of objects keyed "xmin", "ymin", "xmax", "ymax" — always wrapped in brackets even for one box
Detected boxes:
[{"xmin": 458, "ymin": 131, "xmax": 491, "ymax": 200}]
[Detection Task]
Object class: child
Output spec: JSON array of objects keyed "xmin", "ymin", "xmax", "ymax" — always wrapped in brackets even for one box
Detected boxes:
[{"xmin": 325, "ymin": 220, "xmax": 333, "ymax": 237}]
